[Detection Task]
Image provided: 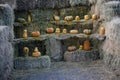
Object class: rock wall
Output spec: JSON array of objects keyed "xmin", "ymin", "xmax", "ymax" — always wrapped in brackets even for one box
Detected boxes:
[
  {"xmin": 0, "ymin": 26, "xmax": 13, "ymax": 80},
  {"xmin": 0, "ymin": 4, "xmax": 14, "ymax": 80},
  {"xmin": 0, "ymin": 4, "xmax": 14, "ymax": 41},
  {"xmin": 15, "ymin": 0, "xmax": 89, "ymax": 11}
]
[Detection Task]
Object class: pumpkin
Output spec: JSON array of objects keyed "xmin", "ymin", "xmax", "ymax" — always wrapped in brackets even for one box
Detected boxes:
[
  {"xmin": 23, "ymin": 30, "xmax": 28, "ymax": 39},
  {"xmin": 62, "ymin": 28, "xmax": 67, "ymax": 34},
  {"xmin": 31, "ymin": 31, "xmax": 40, "ymax": 37},
  {"xmin": 68, "ymin": 46, "xmax": 76, "ymax": 51},
  {"xmin": 92, "ymin": 14, "xmax": 97, "ymax": 20},
  {"xmin": 55, "ymin": 28, "xmax": 60, "ymax": 34},
  {"xmin": 84, "ymin": 15, "xmax": 89, "ymax": 21},
  {"xmin": 64, "ymin": 16, "xmax": 73, "ymax": 22},
  {"xmin": 84, "ymin": 40, "xmax": 91, "ymax": 51},
  {"xmin": 70, "ymin": 30, "xmax": 78, "ymax": 34},
  {"xmin": 99, "ymin": 26, "xmax": 105, "ymax": 35},
  {"xmin": 46, "ymin": 27, "xmax": 54, "ymax": 33},
  {"xmin": 83, "ymin": 29, "xmax": 91, "ymax": 35},
  {"xmin": 32, "ymin": 47, "xmax": 41, "ymax": 57},
  {"xmin": 75, "ymin": 16, "xmax": 80, "ymax": 22}
]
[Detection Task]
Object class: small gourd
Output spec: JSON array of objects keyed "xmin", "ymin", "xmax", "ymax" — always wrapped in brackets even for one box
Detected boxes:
[
  {"xmin": 62, "ymin": 28, "xmax": 67, "ymax": 34},
  {"xmin": 92, "ymin": 14, "xmax": 97, "ymax": 20},
  {"xmin": 55, "ymin": 28, "xmax": 60, "ymax": 34},
  {"xmin": 79, "ymin": 45, "xmax": 83, "ymax": 50},
  {"xmin": 23, "ymin": 47, "xmax": 29, "ymax": 56},
  {"xmin": 84, "ymin": 40, "xmax": 90, "ymax": 51},
  {"xmin": 32, "ymin": 47, "xmax": 41, "ymax": 57},
  {"xmin": 84, "ymin": 15, "xmax": 89, "ymax": 21},
  {"xmin": 75, "ymin": 16, "xmax": 80, "ymax": 22},
  {"xmin": 23, "ymin": 30, "xmax": 28, "ymax": 39},
  {"xmin": 53, "ymin": 15, "xmax": 60, "ymax": 22},
  {"xmin": 99, "ymin": 26, "xmax": 105, "ymax": 35}
]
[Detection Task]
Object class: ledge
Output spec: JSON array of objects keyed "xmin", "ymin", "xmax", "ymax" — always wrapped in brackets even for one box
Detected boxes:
[
  {"xmin": 14, "ymin": 56, "xmax": 51, "ymax": 70},
  {"xmin": 51, "ymin": 19, "xmax": 93, "ymax": 26},
  {"xmin": 13, "ymin": 34, "xmax": 106, "ymax": 44},
  {"xmin": 64, "ymin": 49, "xmax": 100, "ymax": 62}
]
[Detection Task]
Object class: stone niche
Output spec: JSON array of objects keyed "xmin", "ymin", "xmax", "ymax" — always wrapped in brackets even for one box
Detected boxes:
[
  {"xmin": 14, "ymin": 5, "xmax": 90, "ymax": 38},
  {"xmin": 13, "ymin": 39, "xmax": 46, "ymax": 57}
]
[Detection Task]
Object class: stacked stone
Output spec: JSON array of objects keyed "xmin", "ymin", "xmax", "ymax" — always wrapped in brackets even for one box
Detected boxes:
[{"xmin": 0, "ymin": 4, "xmax": 14, "ymax": 80}]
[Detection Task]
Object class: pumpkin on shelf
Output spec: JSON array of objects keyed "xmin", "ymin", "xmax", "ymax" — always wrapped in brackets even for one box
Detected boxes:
[
  {"xmin": 62, "ymin": 28, "xmax": 67, "ymax": 34},
  {"xmin": 23, "ymin": 30, "xmax": 28, "ymax": 39},
  {"xmin": 55, "ymin": 28, "xmax": 60, "ymax": 34},
  {"xmin": 31, "ymin": 31, "xmax": 40, "ymax": 37},
  {"xmin": 75, "ymin": 16, "xmax": 80, "ymax": 22},
  {"xmin": 32, "ymin": 47, "xmax": 41, "ymax": 57},
  {"xmin": 64, "ymin": 16, "xmax": 73, "ymax": 22},
  {"xmin": 46, "ymin": 27, "xmax": 54, "ymax": 34},
  {"xmin": 84, "ymin": 15, "xmax": 89, "ymax": 21},
  {"xmin": 70, "ymin": 30, "xmax": 78, "ymax": 34},
  {"xmin": 68, "ymin": 46, "xmax": 76, "ymax": 52},
  {"xmin": 83, "ymin": 29, "xmax": 91, "ymax": 35},
  {"xmin": 83, "ymin": 40, "xmax": 91, "ymax": 51},
  {"xmin": 99, "ymin": 26, "xmax": 105, "ymax": 35},
  {"xmin": 92, "ymin": 14, "xmax": 97, "ymax": 20}
]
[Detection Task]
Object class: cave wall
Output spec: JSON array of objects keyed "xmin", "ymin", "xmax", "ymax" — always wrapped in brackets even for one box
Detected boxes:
[
  {"xmin": 0, "ymin": 4, "xmax": 14, "ymax": 80},
  {"xmin": 89, "ymin": 0, "xmax": 120, "ymax": 72}
]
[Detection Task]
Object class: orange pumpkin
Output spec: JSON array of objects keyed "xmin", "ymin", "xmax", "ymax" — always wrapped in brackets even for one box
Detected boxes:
[
  {"xmin": 99, "ymin": 27, "xmax": 105, "ymax": 35},
  {"xmin": 31, "ymin": 31, "xmax": 40, "ymax": 37},
  {"xmin": 84, "ymin": 40, "xmax": 90, "ymax": 51},
  {"xmin": 70, "ymin": 30, "xmax": 78, "ymax": 34},
  {"xmin": 68, "ymin": 46, "xmax": 76, "ymax": 51},
  {"xmin": 32, "ymin": 47, "xmax": 41, "ymax": 57},
  {"xmin": 46, "ymin": 27, "xmax": 54, "ymax": 33}
]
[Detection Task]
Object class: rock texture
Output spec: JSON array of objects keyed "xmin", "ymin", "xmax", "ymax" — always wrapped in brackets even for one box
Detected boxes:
[
  {"xmin": 45, "ymin": 37, "xmax": 63, "ymax": 61},
  {"xmin": 0, "ymin": 4, "xmax": 14, "ymax": 80},
  {"xmin": 0, "ymin": 4, "xmax": 14, "ymax": 41},
  {"xmin": 0, "ymin": 41, "xmax": 13, "ymax": 80},
  {"xmin": 102, "ymin": 18, "xmax": 120, "ymax": 71},
  {"xmin": 102, "ymin": 1, "xmax": 120, "ymax": 21},
  {"xmin": 15, "ymin": 0, "xmax": 89, "ymax": 11},
  {"xmin": 14, "ymin": 56, "xmax": 51, "ymax": 70},
  {"xmin": 64, "ymin": 49, "xmax": 100, "ymax": 62}
]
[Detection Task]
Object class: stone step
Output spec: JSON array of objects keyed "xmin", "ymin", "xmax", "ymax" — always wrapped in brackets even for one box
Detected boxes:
[
  {"xmin": 14, "ymin": 56, "xmax": 51, "ymax": 70},
  {"xmin": 102, "ymin": 1, "xmax": 120, "ymax": 21}
]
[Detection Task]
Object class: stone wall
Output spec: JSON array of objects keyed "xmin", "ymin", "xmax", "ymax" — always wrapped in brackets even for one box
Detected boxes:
[{"xmin": 0, "ymin": 4, "xmax": 14, "ymax": 80}]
